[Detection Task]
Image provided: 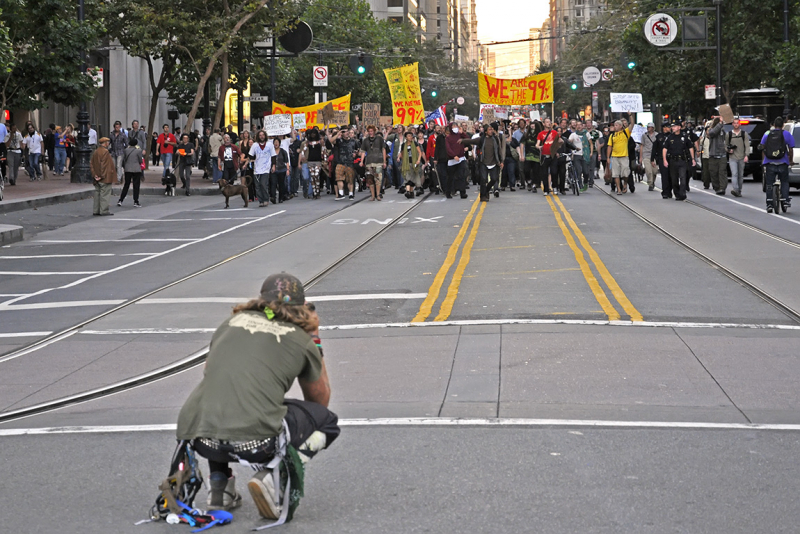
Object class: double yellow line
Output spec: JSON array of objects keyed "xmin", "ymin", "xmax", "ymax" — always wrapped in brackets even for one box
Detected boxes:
[
  {"xmin": 413, "ymin": 198, "xmax": 486, "ymax": 322},
  {"xmin": 547, "ymin": 195, "xmax": 643, "ymax": 322}
]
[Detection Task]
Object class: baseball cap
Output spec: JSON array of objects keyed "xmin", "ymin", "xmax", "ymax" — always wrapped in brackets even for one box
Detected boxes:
[
  {"xmin": 260, "ymin": 273, "xmax": 305, "ymax": 305},
  {"xmin": 647, "ymin": 122, "xmax": 655, "ymax": 128}
]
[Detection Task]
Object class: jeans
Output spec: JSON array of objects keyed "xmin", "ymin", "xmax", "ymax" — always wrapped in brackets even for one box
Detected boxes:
[
  {"xmin": 501, "ymin": 157, "xmax": 517, "ymax": 188},
  {"xmin": 114, "ymin": 154, "xmax": 125, "ymax": 182},
  {"xmin": 708, "ymin": 157, "xmax": 727, "ymax": 192},
  {"xmin": 160, "ymin": 153, "xmax": 173, "ymax": 177},
  {"xmin": 290, "ymin": 166, "xmax": 301, "ymax": 195},
  {"xmin": 728, "ymin": 158, "xmax": 745, "ymax": 193},
  {"xmin": 301, "ymin": 163, "xmax": 310, "ymax": 197},
  {"xmin": 479, "ymin": 164, "xmax": 501, "ymax": 199},
  {"xmin": 54, "ymin": 147, "xmax": 67, "ymax": 174},
  {"xmin": 210, "ymin": 157, "xmax": 221, "ymax": 182},
  {"xmin": 120, "ymin": 172, "xmax": 142, "ymax": 203},
  {"xmin": 7, "ymin": 151, "xmax": 22, "ymax": 184},
  {"xmin": 254, "ymin": 173, "xmax": 270, "ymax": 203},
  {"xmin": 26, "ymin": 153, "xmax": 42, "ymax": 179},
  {"xmin": 572, "ymin": 156, "xmax": 588, "ymax": 189},
  {"xmin": 765, "ymin": 163, "xmax": 790, "ymax": 206}
]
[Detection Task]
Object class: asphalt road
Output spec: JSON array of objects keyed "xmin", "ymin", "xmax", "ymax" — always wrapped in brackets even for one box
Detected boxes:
[{"xmin": 1, "ymin": 179, "xmax": 799, "ymax": 533}]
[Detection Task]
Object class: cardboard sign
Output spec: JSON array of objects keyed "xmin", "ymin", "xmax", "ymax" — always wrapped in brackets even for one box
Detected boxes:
[
  {"xmin": 331, "ymin": 110, "xmax": 349, "ymax": 126},
  {"xmin": 379, "ymin": 116, "xmax": 394, "ymax": 127},
  {"xmin": 272, "ymin": 94, "xmax": 351, "ymax": 129},
  {"xmin": 292, "ymin": 113, "xmax": 306, "ymax": 131},
  {"xmin": 454, "ymin": 114, "xmax": 470, "ymax": 122},
  {"xmin": 265, "ymin": 114, "xmax": 292, "ymax": 136},
  {"xmin": 718, "ymin": 104, "xmax": 734, "ymax": 124},
  {"xmin": 610, "ymin": 93, "xmax": 643, "ymax": 113},
  {"xmin": 631, "ymin": 124, "xmax": 646, "ymax": 144},
  {"xmin": 363, "ymin": 103, "xmax": 381, "ymax": 126},
  {"xmin": 482, "ymin": 108, "xmax": 496, "ymax": 125},
  {"xmin": 321, "ymin": 102, "xmax": 335, "ymax": 125}
]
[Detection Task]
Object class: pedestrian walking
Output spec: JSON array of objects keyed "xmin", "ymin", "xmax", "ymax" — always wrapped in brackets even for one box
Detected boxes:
[
  {"xmin": 522, "ymin": 121, "xmax": 543, "ymax": 192},
  {"xmin": 606, "ymin": 114, "xmax": 633, "ymax": 194},
  {"xmin": 118, "ymin": 137, "xmax": 144, "ymax": 207},
  {"xmin": 218, "ymin": 134, "xmax": 241, "ymax": 186},
  {"xmin": 238, "ymin": 131, "xmax": 255, "ymax": 201},
  {"xmin": 209, "ymin": 128, "xmax": 224, "ymax": 182},
  {"xmin": 109, "ymin": 121, "xmax": 128, "ymax": 183},
  {"xmin": 444, "ymin": 123, "xmax": 469, "ymax": 199},
  {"xmin": 652, "ymin": 123, "xmax": 671, "ymax": 197},
  {"xmin": 327, "ymin": 127, "xmax": 359, "ymax": 200},
  {"xmin": 661, "ymin": 122, "xmax": 696, "ymax": 201},
  {"xmin": 704, "ymin": 117, "xmax": 727, "ymax": 194},
  {"xmin": 360, "ymin": 125, "xmax": 386, "ymax": 201},
  {"xmin": 398, "ymin": 131, "xmax": 422, "ymax": 199},
  {"xmin": 727, "ymin": 118, "xmax": 750, "ymax": 197},
  {"xmin": 175, "ymin": 133, "xmax": 195, "ymax": 196},
  {"xmin": 157, "ymin": 124, "xmax": 177, "ymax": 180},
  {"xmin": 536, "ymin": 118, "xmax": 559, "ymax": 195},
  {"xmin": 270, "ymin": 138, "xmax": 290, "ymax": 204},
  {"xmin": 128, "ymin": 120, "xmax": 148, "ymax": 168},
  {"xmin": 5, "ymin": 124, "xmax": 23, "ymax": 186},
  {"xmin": 250, "ymin": 130, "xmax": 275, "ymax": 207},
  {"xmin": 639, "ymin": 123, "xmax": 657, "ymax": 191},
  {"xmin": 90, "ymin": 137, "xmax": 116, "ymax": 215},
  {"xmin": 54, "ymin": 125, "xmax": 67, "ymax": 175},
  {"xmin": 462, "ymin": 121, "xmax": 505, "ymax": 202},
  {"xmin": 43, "ymin": 124, "xmax": 56, "ymax": 172},
  {"xmin": 23, "ymin": 124, "xmax": 44, "ymax": 180}
]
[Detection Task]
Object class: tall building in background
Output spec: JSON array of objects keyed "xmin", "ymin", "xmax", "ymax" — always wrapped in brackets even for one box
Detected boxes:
[
  {"xmin": 548, "ymin": 0, "xmax": 605, "ymax": 61},
  {"xmin": 529, "ymin": 27, "xmax": 542, "ymax": 74}
]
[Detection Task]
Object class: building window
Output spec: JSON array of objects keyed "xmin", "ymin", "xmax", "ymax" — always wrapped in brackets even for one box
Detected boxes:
[
  {"xmin": 387, "ymin": 0, "xmax": 403, "ymax": 7},
  {"xmin": 575, "ymin": 8, "xmax": 582, "ymax": 17},
  {"xmin": 388, "ymin": 16, "xmax": 403, "ymax": 23},
  {"xmin": 437, "ymin": 20, "xmax": 441, "ymax": 27}
]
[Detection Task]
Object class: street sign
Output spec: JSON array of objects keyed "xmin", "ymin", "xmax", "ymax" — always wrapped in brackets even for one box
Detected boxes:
[
  {"xmin": 313, "ymin": 66, "xmax": 328, "ymax": 87},
  {"xmin": 582, "ymin": 66, "xmax": 601, "ymax": 86},
  {"xmin": 705, "ymin": 85, "xmax": 716, "ymax": 100},
  {"xmin": 250, "ymin": 96, "xmax": 269, "ymax": 102},
  {"xmin": 592, "ymin": 91, "xmax": 598, "ymax": 99},
  {"xmin": 601, "ymin": 68, "xmax": 614, "ymax": 81},
  {"xmin": 456, "ymin": 97, "xmax": 465, "ymax": 105},
  {"xmin": 644, "ymin": 13, "xmax": 678, "ymax": 47}
]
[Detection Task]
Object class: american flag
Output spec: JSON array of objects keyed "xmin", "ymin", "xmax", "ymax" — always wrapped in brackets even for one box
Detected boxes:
[{"xmin": 425, "ymin": 105, "xmax": 448, "ymax": 126}]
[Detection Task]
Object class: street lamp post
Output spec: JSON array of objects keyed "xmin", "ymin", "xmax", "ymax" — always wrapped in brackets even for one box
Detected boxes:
[
  {"xmin": 783, "ymin": 0, "xmax": 791, "ymax": 118},
  {"xmin": 713, "ymin": 0, "xmax": 723, "ymax": 108},
  {"xmin": 73, "ymin": 0, "xmax": 92, "ymax": 183}
]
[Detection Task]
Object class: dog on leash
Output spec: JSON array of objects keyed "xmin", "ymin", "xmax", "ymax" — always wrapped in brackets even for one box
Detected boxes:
[
  {"xmin": 218, "ymin": 178, "xmax": 249, "ymax": 208},
  {"xmin": 162, "ymin": 172, "xmax": 177, "ymax": 196}
]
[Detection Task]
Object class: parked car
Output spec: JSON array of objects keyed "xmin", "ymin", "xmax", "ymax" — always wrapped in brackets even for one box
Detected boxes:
[{"xmin": 782, "ymin": 121, "xmax": 800, "ymax": 190}]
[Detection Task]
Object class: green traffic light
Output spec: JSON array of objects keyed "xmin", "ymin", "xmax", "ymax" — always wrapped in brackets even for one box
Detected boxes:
[
  {"xmin": 627, "ymin": 61, "xmax": 636, "ymax": 69},
  {"xmin": 357, "ymin": 65, "xmax": 366, "ymax": 75},
  {"xmin": 431, "ymin": 90, "xmax": 438, "ymax": 97},
  {"xmin": 570, "ymin": 83, "xmax": 578, "ymax": 90}
]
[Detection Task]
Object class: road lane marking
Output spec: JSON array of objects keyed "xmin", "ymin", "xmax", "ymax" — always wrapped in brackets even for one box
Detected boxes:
[
  {"xmin": 434, "ymin": 202, "xmax": 487, "ymax": 321},
  {"xmin": 546, "ymin": 196, "xmax": 620, "ymax": 321},
  {"xmin": 465, "ymin": 267, "xmax": 581, "ymax": 277},
  {"xmin": 0, "ymin": 300, "xmax": 126, "ymax": 311},
  {"xmin": 553, "ymin": 196, "xmax": 643, "ymax": 322},
  {"xmin": 0, "ymin": 271, "xmax": 101, "ymax": 276},
  {"xmin": 0, "ymin": 254, "xmax": 117, "ymax": 259},
  {"xmin": 34, "ymin": 239, "xmax": 197, "ymax": 243},
  {"xmin": 80, "ymin": 328, "xmax": 216, "ymax": 335},
  {"xmin": 412, "ymin": 199, "xmax": 481, "ymax": 322},
  {"xmin": 688, "ymin": 185, "xmax": 800, "ymax": 227},
  {"xmin": 111, "ymin": 217, "xmax": 262, "ymax": 222},
  {"xmin": 137, "ymin": 293, "xmax": 428, "ymax": 305},
  {"xmin": 0, "ymin": 330, "xmax": 78, "ymax": 363},
  {"xmin": 5, "ymin": 418, "xmax": 800, "ymax": 435},
  {"xmin": 0, "ymin": 331, "xmax": 52, "ymax": 338},
  {"xmin": 1, "ymin": 211, "xmax": 286, "ymax": 307}
]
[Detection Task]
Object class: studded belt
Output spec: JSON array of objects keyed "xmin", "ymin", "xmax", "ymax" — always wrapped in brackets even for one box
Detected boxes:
[{"xmin": 198, "ymin": 437, "xmax": 275, "ymax": 453}]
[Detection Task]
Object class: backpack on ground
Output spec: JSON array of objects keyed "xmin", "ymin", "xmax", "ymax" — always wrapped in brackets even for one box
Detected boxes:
[{"xmin": 763, "ymin": 129, "xmax": 787, "ymax": 160}]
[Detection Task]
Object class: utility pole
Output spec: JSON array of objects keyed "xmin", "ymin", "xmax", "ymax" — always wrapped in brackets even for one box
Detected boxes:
[
  {"xmin": 714, "ymin": 0, "xmax": 723, "ymax": 107},
  {"xmin": 783, "ymin": 0, "xmax": 791, "ymax": 118},
  {"xmin": 73, "ymin": 0, "xmax": 92, "ymax": 183}
]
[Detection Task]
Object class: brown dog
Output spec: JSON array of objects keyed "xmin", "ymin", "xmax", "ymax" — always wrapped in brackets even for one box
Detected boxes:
[{"xmin": 218, "ymin": 178, "xmax": 249, "ymax": 208}]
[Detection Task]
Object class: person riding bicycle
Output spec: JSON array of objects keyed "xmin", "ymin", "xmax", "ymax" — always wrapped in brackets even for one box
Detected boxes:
[
  {"xmin": 760, "ymin": 116, "xmax": 794, "ymax": 213},
  {"xmin": 176, "ymin": 273, "xmax": 339, "ymax": 521}
]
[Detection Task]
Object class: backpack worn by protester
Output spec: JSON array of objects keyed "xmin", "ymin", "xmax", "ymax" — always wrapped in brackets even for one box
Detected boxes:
[{"xmin": 763, "ymin": 129, "xmax": 787, "ymax": 160}]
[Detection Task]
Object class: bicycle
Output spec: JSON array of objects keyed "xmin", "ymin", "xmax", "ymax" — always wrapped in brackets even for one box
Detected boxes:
[
  {"xmin": 566, "ymin": 157, "xmax": 580, "ymax": 196},
  {"xmin": 764, "ymin": 165, "xmax": 789, "ymax": 214}
]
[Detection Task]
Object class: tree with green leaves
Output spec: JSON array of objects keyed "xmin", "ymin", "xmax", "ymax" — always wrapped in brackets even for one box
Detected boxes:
[{"xmin": 0, "ymin": 0, "xmax": 102, "ymax": 122}]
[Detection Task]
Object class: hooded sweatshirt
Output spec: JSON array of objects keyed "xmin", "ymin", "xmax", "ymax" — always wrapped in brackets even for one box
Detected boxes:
[{"xmin": 445, "ymin": 124, "xmax": 467, "ymax": 161}]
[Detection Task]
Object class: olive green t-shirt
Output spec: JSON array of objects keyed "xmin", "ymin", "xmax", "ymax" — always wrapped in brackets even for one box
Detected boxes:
[{"xmin": 176, "ymin": 311, "xmax": 322, "ymax": 441}]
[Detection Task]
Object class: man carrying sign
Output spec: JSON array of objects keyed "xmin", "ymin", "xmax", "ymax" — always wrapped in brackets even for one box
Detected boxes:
[{"xmin": 606, "ymin": 112, "xmax": 633, "ymax": 194}]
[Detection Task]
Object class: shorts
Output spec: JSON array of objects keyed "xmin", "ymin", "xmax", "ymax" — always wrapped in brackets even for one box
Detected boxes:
[
  {"xmin": 365, "ymin": 163, "xmax": 383, "ymax": 186},
  {"xmin": 611, "ymin": 157, "xmax": 630, "ymax": 178},
  {"xmin": 335, "ymin": 165, "xmax": 355, "ymax": 186}
]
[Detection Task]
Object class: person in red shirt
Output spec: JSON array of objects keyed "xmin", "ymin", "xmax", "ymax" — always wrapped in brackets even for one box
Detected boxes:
[
  {"xmin": 157, "ymin": 124, "xmax": 177, "ymax": 180},
  {"xmin": 535, "ymin": 118, "xmax": 559, "ymax": 196}
]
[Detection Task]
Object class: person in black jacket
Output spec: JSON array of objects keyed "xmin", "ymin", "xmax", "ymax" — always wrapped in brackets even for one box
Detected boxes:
[{"xmin": 432, "ymin": 124, "xmax": 449, "ymax": 197}]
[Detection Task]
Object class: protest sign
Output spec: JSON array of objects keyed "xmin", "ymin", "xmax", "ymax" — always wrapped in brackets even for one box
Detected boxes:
[
  {"xmin": 265, "ymin": 114, "xmax": 292, "ymax": 136},
  {"xmin": 482, "ymin": 108, "xmax": 496, "ymax": 125},
  {"xmin": 631, "ymin": 124, "xmax": 646, "ymax": 144},
  {"xmin": 363, "ymin": 103, "xmax": 381, "ymax": 125},
  {"xmin": 292, "ymin": 113, "xmax": 306, "ymax": 131},
  {"xmin": 609, "ymin": 93, "xmax": 643, "ymax": 113},
  {"xmin": 384, "ymin": 62, "xmax": 425, "ymax": 125},
  {"xmin": 478, "ymin": 72, "xmax": 554, "ymax": 105},
  {"xmin": 718, "ymin": 104, "xmax": 735, "ymax": 124},
  {"xmin": 529, "ymin": 110, "xmax": 540, "ymax": 121},
  {"xmin": 454, "ymin": 114, "xmax": 470, "ymax": 122},
  {"xmin": 321, "ymin": 102, "xmax": 335, "ymax": 125},
  {"xmin": 272, "ymin": 94, "xmax": 351, "ymax": 129},
  {"xmin": 379, "ymin": 116, "xmax": 394, "ymax": 127},
  {"xmin": 331, "ymin": 110, "xmax": 349, "ymax": 126}
]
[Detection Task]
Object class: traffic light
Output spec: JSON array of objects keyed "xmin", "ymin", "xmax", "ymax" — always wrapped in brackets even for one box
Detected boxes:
[
  {"xmin": 627, "ymin": 60, "xmax": 636, "ymax": 70},
  {"xmin": 349, "ymin": 53, "xmax": 372, "ymax": 75},
  {"xmin": 430, "ymin": 88, "xmax": 438, "ymax": 98},
  {"xmin": 570, "ymin": 78, "xmax": 578, "ymax": 90},
  {"xmin": 621, "ymin": 52, "xmax": 636, "ymax": 70}
]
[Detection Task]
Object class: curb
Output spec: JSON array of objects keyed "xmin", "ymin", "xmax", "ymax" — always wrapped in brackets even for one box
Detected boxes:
[
  {"xmin": 0, "ymin": 224, "xmax": 24, "ymax": 245},
  {"xmin": 0, "ymin": 186, "xmax": 219, "ymax": 214}
]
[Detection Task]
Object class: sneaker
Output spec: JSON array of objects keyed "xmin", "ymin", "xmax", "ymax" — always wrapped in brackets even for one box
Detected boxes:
[
  {"xmin": 767, "ymin": 205, "xmax": 774, "ymax": 213},
  {"xmin": 510, "ymin": 187, "xmax": 516, "ymax": 192},
  {"xmin": 134, "ymin": 202, "xmax": 141, "ymax": 208},
  {"xmin": 117, "ymin": 200, "xmax": 123, "ymax": 207},
  {"xmin": 207, "ymin": 472, "xmax": 242, "ymax": 511},
  {"xmin": 553, "ymin": 190, "xmax": 558, "ymax": 195},
  {"xmin": 248, "ymin": 470, "xmax": 280, "ymax": 520},
  {"xmin": 493, "ymin": 190, "xmax": 499, "ymax": 198},
  {"xmin": 648, "ymin": 185, "xmax": 655, "ymax": 191},
  {"xmin": 543, "ymin": 192, "xmax": 548, "ymax": 196},
  {"xmin": 731, "ymin": 190, "xmax": 741, "ymax": 197},
  {"xmin": 580, "ymin": 185, "xmax": 588, "ymax": 192},
  {"xmin": 348, "ymin": 194, "xmax": 354, "ymax": 200},
  {"xmin": 335, "ymin": 196, "xmax": 345, "ymax": 201}
]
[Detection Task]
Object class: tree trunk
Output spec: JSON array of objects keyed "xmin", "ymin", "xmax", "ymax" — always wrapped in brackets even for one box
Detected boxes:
[
  {"xmin": 213, "ymin": 52, "xmax": 229, "ymax": 131},
  {"xmin": 145, "ymin": 55, "xmax": 173, "ymax": 170},
  {"xmin": 183, "ymin": 0, "xmax": 269, "ymax": 131}
]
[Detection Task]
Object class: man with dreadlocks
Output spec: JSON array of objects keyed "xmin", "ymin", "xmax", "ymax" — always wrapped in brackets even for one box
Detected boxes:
[
  {"xmin": 176, "ymin": 273, "xmax": 339, "ymax": 524},
  {"xmin": 300, "ymin": 127, "xmax": 326, "ymax": 199}
]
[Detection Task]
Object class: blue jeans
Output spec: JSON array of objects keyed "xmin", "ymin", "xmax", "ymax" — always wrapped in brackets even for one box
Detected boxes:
[
  {"xmin": 502, "ymin": 157, "xmax": 516, "ymax": 188},
  {"xmin": 765, "ymin": 163, "xmax": 790, "ymax": 206},
  {"xmin": 161, "ymin": 153, "xmax": 173, "ymax": 177},
  {"xmin": 26, "ymin": 153, "xmax": 42, "ymax": 178},
  {"xmin": 210, "ymin": 157, "xmax": 222, "ymax": 182},
  {"xmin": 301, "ymin": 163, "xmax": 311, "ymax": 197},
  {"xmin": 54, "ymin": 147, "xmax": 67, "ymax": 174}
]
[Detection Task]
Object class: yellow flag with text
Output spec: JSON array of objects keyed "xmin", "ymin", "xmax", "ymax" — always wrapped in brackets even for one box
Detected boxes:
[
  {"xmin": 271, "ymin": 94, "xmax": 351, "ymax": 129},
  {"xmin": 478, "ymin": 72, "xmax": 554, "ymax": 105},
  {"xmin": 384, "ymin": 63, "xmax": 425, "ymax": 125}
]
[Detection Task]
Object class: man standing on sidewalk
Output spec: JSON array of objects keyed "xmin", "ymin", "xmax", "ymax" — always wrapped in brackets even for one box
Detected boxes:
[
  {"xmin": 128, "ymin": 120, "xmax": 148, "ymax": 169},
  {"xmin": 109, "ymin": 121, "xmax": 128, "ymax": 184},
  {"xmin": 90, "ymin": 137, "xmax": 116, "ymax": 216},
  {"xmin": 705, "ymin": 116, "xmax": 727, "ymax": 195},
  {"xmin": 727, "ymin": 118, "xmax": 750, "ymax": 197},
  {"xmin": 157, "ymin": 124, "xmax": 177, "ymax": 181},
  {"xmin": 208, "ymin": 128, "xmax": 223, "ymax": 183}
]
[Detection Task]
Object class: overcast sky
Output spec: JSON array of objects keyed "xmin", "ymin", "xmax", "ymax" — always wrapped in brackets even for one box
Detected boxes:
[{"xmin": 474, "ymin": 0, "xmax": 550, "ymax": 77}]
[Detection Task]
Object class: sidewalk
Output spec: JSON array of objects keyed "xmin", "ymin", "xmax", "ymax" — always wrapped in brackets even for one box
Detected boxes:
[{"xmin": 0, "ymin": 165, "xmax": 220, "ymax": 215}]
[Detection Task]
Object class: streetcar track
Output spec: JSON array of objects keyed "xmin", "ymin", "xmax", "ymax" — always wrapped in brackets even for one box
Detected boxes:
[
  {"xmin": 0, "ymin": 193, "xmax": 432, "ymax": 424},
  {"xmin": 598, "ymin": 186, "xmax": 800, "ymax": 325}
]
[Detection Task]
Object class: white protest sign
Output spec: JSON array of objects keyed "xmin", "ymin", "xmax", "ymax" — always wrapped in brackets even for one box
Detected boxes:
[
  {"xmin": 610, "ymin": 93, "xmax": 643, "ymax": 113},
  {"xmin": 265, "ymin": 114, "xmax": 292, "ymax": 136},
  {"xmin": 292, "ymin": 113, "xmax": 306, "ymax": 130},
  {"xmin": 529, "ymin": 110, "xmax": 540, "ymax": 121},
  {"xmin": 479, "ymin": 104, "xmax": 509, "ymax": 122},
  {"xmin": 454, "ymin": 114, "xmax": 470, "ymax": 122},
  {"xmin": 631, "ymin": 124, "xmax": 646, "ymax": 144}
]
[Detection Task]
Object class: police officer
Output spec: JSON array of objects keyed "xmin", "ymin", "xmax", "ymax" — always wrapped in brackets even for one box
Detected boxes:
[
  {"xmin": 651, "ymin": 122, "xmax": 671, "ymax": 197},
  {"xmin": 661, "ymin": 121, "xmax": 696, "ymax": 201}
]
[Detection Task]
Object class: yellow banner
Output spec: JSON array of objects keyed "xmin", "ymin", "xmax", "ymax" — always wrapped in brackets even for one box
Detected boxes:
[
  {"xmin": 478, "ymin": 72, "xmax": 554, "ymax": 105},
  {"xmin": 384, "ymin": 63, "xmax": 425, "ymax": 125},
  {"xmin": 271, "ymin": 94, "xmax": 351, "ymax": 129}
]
